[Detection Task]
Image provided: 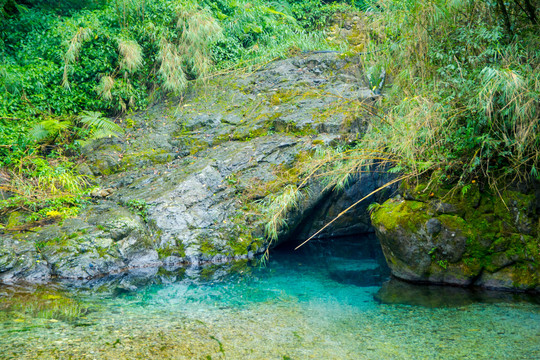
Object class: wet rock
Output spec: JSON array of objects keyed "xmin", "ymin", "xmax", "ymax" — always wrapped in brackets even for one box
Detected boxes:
[
  {"xmin": 1, "ymin": 203, "xmax": 157, "ymax": 282},
  {"xmin": 371, "ymin": 187, "xmax": 540, "ymax": 292},
  {"xmin": 426, "ymin": 218, "xmax": 442, "ymax": 235},
  {"xmin": 2, "ymin": 52, "xmax": 382, "ymax": 283},
  {"xmin": 431, "ymin": 200, "xmax": 459, "ymax": 215},
  {"xmin": 90, "ymin": 188, "xmax": 114, "ymax": 198},
  {"xmin": 0, "ymin": 236, "xmax": 50, "ymax": 283}
]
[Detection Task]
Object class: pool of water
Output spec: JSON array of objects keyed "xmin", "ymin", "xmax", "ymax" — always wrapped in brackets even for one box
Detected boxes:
[{"xmin": 1, "ymin": 235, "xmax": 539, "ymax": 359}]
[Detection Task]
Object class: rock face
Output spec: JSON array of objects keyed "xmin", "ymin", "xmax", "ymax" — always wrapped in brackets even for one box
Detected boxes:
[
  {"xmin": 1, "ymin": 52, "xmax": 384, "ymax": 283},
  {"xmin": 371, "ymin": 182, "xmax": 540, "ymax": 292},
  {"xmin": 0, "ymin": 203, "xmax": 156, "ymax": 282}
]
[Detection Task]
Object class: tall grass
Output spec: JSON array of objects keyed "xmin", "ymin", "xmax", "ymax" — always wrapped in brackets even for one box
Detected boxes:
[{"xmin": 358, "ymin": 0, "xmax": 540, "ymax": 186}]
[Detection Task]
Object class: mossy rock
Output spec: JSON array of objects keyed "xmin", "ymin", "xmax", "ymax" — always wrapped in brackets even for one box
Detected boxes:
[{"xmin": 371, "ymin": 187, "xmax": 539, "ymax": 292}]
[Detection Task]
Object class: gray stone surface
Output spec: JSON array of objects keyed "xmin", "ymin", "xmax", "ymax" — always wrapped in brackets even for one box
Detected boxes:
[
  {"xmin": 371, "ymin": 189, "xmax": 540, "ymax": 292},
  {"xmin": 1, "ymin": 53, "xmax": 382, "ymax": 283}
]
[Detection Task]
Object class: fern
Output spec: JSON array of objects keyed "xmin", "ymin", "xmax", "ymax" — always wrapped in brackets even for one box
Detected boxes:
[
  {"xmin": 28, "ymin": 123, "xmax": 50, "ymax": 143},
  {"xmin": 29, "ymin": 119, "xmax": 71, "ymax": 142},
  {"xmin": 79, "ymin": 111, "xmax": 122, "ymax": 133},
  {"xmin": 76, "ymin": 111, "xmax": 123, "ymax": 146}
]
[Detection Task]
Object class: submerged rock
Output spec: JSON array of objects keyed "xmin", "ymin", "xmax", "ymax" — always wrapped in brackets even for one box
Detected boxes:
[{"xmin": 371, "ymin": 182, "xmax": 540, "ymax": 292}]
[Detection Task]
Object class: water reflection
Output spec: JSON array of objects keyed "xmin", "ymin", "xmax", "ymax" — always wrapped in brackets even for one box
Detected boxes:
[
  {"xmin": 376, "ymin": 277, "xmax": 540, "ymax": 308},
  {"xmin": 1, "ymin": 234, "xmax": 539, "ymax": 359}
]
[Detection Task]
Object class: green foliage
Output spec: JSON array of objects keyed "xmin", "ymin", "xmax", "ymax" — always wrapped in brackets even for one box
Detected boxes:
[
  {"xmin": 0, "ymin": 0, "xmax": 337, "ymax": 122},
  {"xmin": 0, "ymin": 0, "xmax": 349, "ymax": 225},
  {"xmin": 125, "ymin": 199, "xmax": 149, "ymax": 222},
  {"xmin": 367, "ymin": 202, "xmax": 381, "ymax": 213},
  {"xmin": 347, "ymin": 0, "xmax": 540, "ymax": 187},
  {"xmin": 28, "ymin": 111, "xmax": 123, "ymax": 149},
  {"xmin": 0, "ymin": 156, "xmax": 89, "ymax": 226},
  {"xmin": 0, "ymin": 0, "xmax": 340, "ymax": 163},
  {"xmin": 288, "ymin": 0, "xmax": 358, "ymax": 30},
  {"xmin": 261, "ymin": 0, "xmax": 539, "ymax": 248}
]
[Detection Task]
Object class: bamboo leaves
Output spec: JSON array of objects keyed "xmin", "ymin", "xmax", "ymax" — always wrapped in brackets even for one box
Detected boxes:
[{"xmin": 118, "ymin": 39, "xmax": 143, "ymax": 73}]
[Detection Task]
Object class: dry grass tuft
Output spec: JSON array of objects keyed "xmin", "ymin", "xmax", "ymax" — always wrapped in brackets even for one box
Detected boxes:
[{"xmin": 118, "ymin": 39, "xmax": 143, "ymax": 73}]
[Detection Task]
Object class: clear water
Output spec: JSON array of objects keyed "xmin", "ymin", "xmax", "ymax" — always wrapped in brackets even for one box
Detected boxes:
[{"xmin": 1, "ymin": 235, "xmax": 539, "ymax": 360}]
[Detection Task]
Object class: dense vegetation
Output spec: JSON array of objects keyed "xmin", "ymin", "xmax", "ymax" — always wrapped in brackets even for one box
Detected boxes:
[
  {"xmin": 0, "ymin": 0, "xmax": 350, "ymax": 223},
  {"xmin": 264, "ymin": 0, "xmax": 540, "ymax": 242},
  {"xmin": 305, "ymin": 0, "xmax": 540, "ymax": 192},
  {"xmin": 361, "ymin": 0, "xmax": 540, "ymax": 188}
]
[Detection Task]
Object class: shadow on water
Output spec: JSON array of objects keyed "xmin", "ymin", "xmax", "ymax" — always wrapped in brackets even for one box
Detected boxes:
[
  {"xmin": 375, "ymin": 277, "xmax": 540, "ymax": 308},
  {"xmin": 274, "ymin": 233, "xmax": 391, "ymax": 287}
]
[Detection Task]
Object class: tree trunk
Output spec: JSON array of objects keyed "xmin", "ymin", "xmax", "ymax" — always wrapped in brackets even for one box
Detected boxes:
[{"xmin": 497, "ymin": 0, "xmax": 513, "ymax": 35}]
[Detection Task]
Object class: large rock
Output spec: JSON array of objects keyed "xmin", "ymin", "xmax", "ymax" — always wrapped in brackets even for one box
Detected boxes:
[
  {"xmin": 371, "ymin": 183, "xmax": 540, "ymax": 292},
  {"xmin": 1, "ymin": 52, "xmax": 381, "ymax": 283},
  {"xmin": 0, "ymin": 203, "xmax": 156, "ymax": 283}
]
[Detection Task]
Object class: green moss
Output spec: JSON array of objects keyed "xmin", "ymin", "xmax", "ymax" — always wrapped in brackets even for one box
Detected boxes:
[
  {"xmin": 95, "ymin": 246, "xmax": 108, "ymax": 258},
  {"xmin": 199, "ymin": 240, "xmax": 219, "ymax": 256},
  {"xmin": 231, "ymin": 126, "xmax": 270, "ymax": 141},
  {"xmin": 6, "ymin": 212, "xmax": 25, "ymax": 228},
  {"xmin": 157, "ymin": 243, "xmax": 186, "ymax": 259},
  {"xmin": 120, "ymin": 148, "xmax": 174, "ymax": 169},
  {"xmin": 437, "ymin": 214, "xmax": 467, "ymax": 230},
  {"xmin": 270, "ymin": 89, "xmax": 303, "ymax": 105},
  {"xmin": 371, "ymin": 200, "xmax": 430, "ymax": 232},
  {"xmin": 226, "ymin": 236, "xmax": 249, "ymax": 256},
  {"xmin": 35, "ymin": 236, "xmax": 70, "ymax": 251},
  {"xmin": 511, "ymin": 262, "xmax": 539, "ymax": 289},
  {"xmin": 383, "ymin": 180, "xmax": 539, "ymax": 289}
]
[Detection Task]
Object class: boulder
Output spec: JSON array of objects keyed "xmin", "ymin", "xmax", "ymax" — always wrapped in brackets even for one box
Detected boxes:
[
  {"xmin": 1, "ymin": 52, "xmax": 381, "ymax": 283},
  {"xmin": 371, "ymin": 184, "xmax": 540, "ymax": 292},
  {"xmin": 0, "ymin": 203, "xmax": 156, "ymax": 283}
]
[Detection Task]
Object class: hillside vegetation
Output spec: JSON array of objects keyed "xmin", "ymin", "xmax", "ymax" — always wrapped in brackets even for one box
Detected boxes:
[
  {"xmin": 351, "ymin": 0, "xmax": 539, "ymax": 189},
  {"xmin": 0, "ymin": 0, "xmax": 349, "ymax": 223}
]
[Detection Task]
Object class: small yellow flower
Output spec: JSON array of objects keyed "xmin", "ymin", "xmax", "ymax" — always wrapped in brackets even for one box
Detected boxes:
[
  {"xmin": 472, "ymin": 180, "xmax": 476, "ymax": 184},
  {"xmin": 46, "ymin": 210, "xmax": 61, "ymax": 218}
]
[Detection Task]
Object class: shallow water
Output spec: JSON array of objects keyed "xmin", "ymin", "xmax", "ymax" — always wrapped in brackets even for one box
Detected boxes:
[{"xmin": 1, "ymin": 235, "xmax": 539, "ymax": 359}]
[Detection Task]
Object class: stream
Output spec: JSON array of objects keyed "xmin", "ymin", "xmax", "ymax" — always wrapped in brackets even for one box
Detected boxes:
[{"xmin": 1, "ymin": 235, "xmax": 539, "ymax": 359}]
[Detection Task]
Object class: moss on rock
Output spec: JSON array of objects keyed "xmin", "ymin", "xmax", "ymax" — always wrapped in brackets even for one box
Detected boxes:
[{"xmin": 371, "ymin": 184, "xmax": 539, "ymax": 292}]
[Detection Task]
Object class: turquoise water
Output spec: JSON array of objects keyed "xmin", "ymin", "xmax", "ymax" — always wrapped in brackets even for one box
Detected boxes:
[{"xmin": 1, "ymin": 235, "xmax": 539, "ymax": 359}]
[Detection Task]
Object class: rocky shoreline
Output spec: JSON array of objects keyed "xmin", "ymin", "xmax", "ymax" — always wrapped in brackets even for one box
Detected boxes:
[
  {"xmin": 2, "ymin": 52, "xmax": 538, "ymax": 294},
  {"xmin": 1, "ymin": 52, "xmax": 385, "ymax": 283}
]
